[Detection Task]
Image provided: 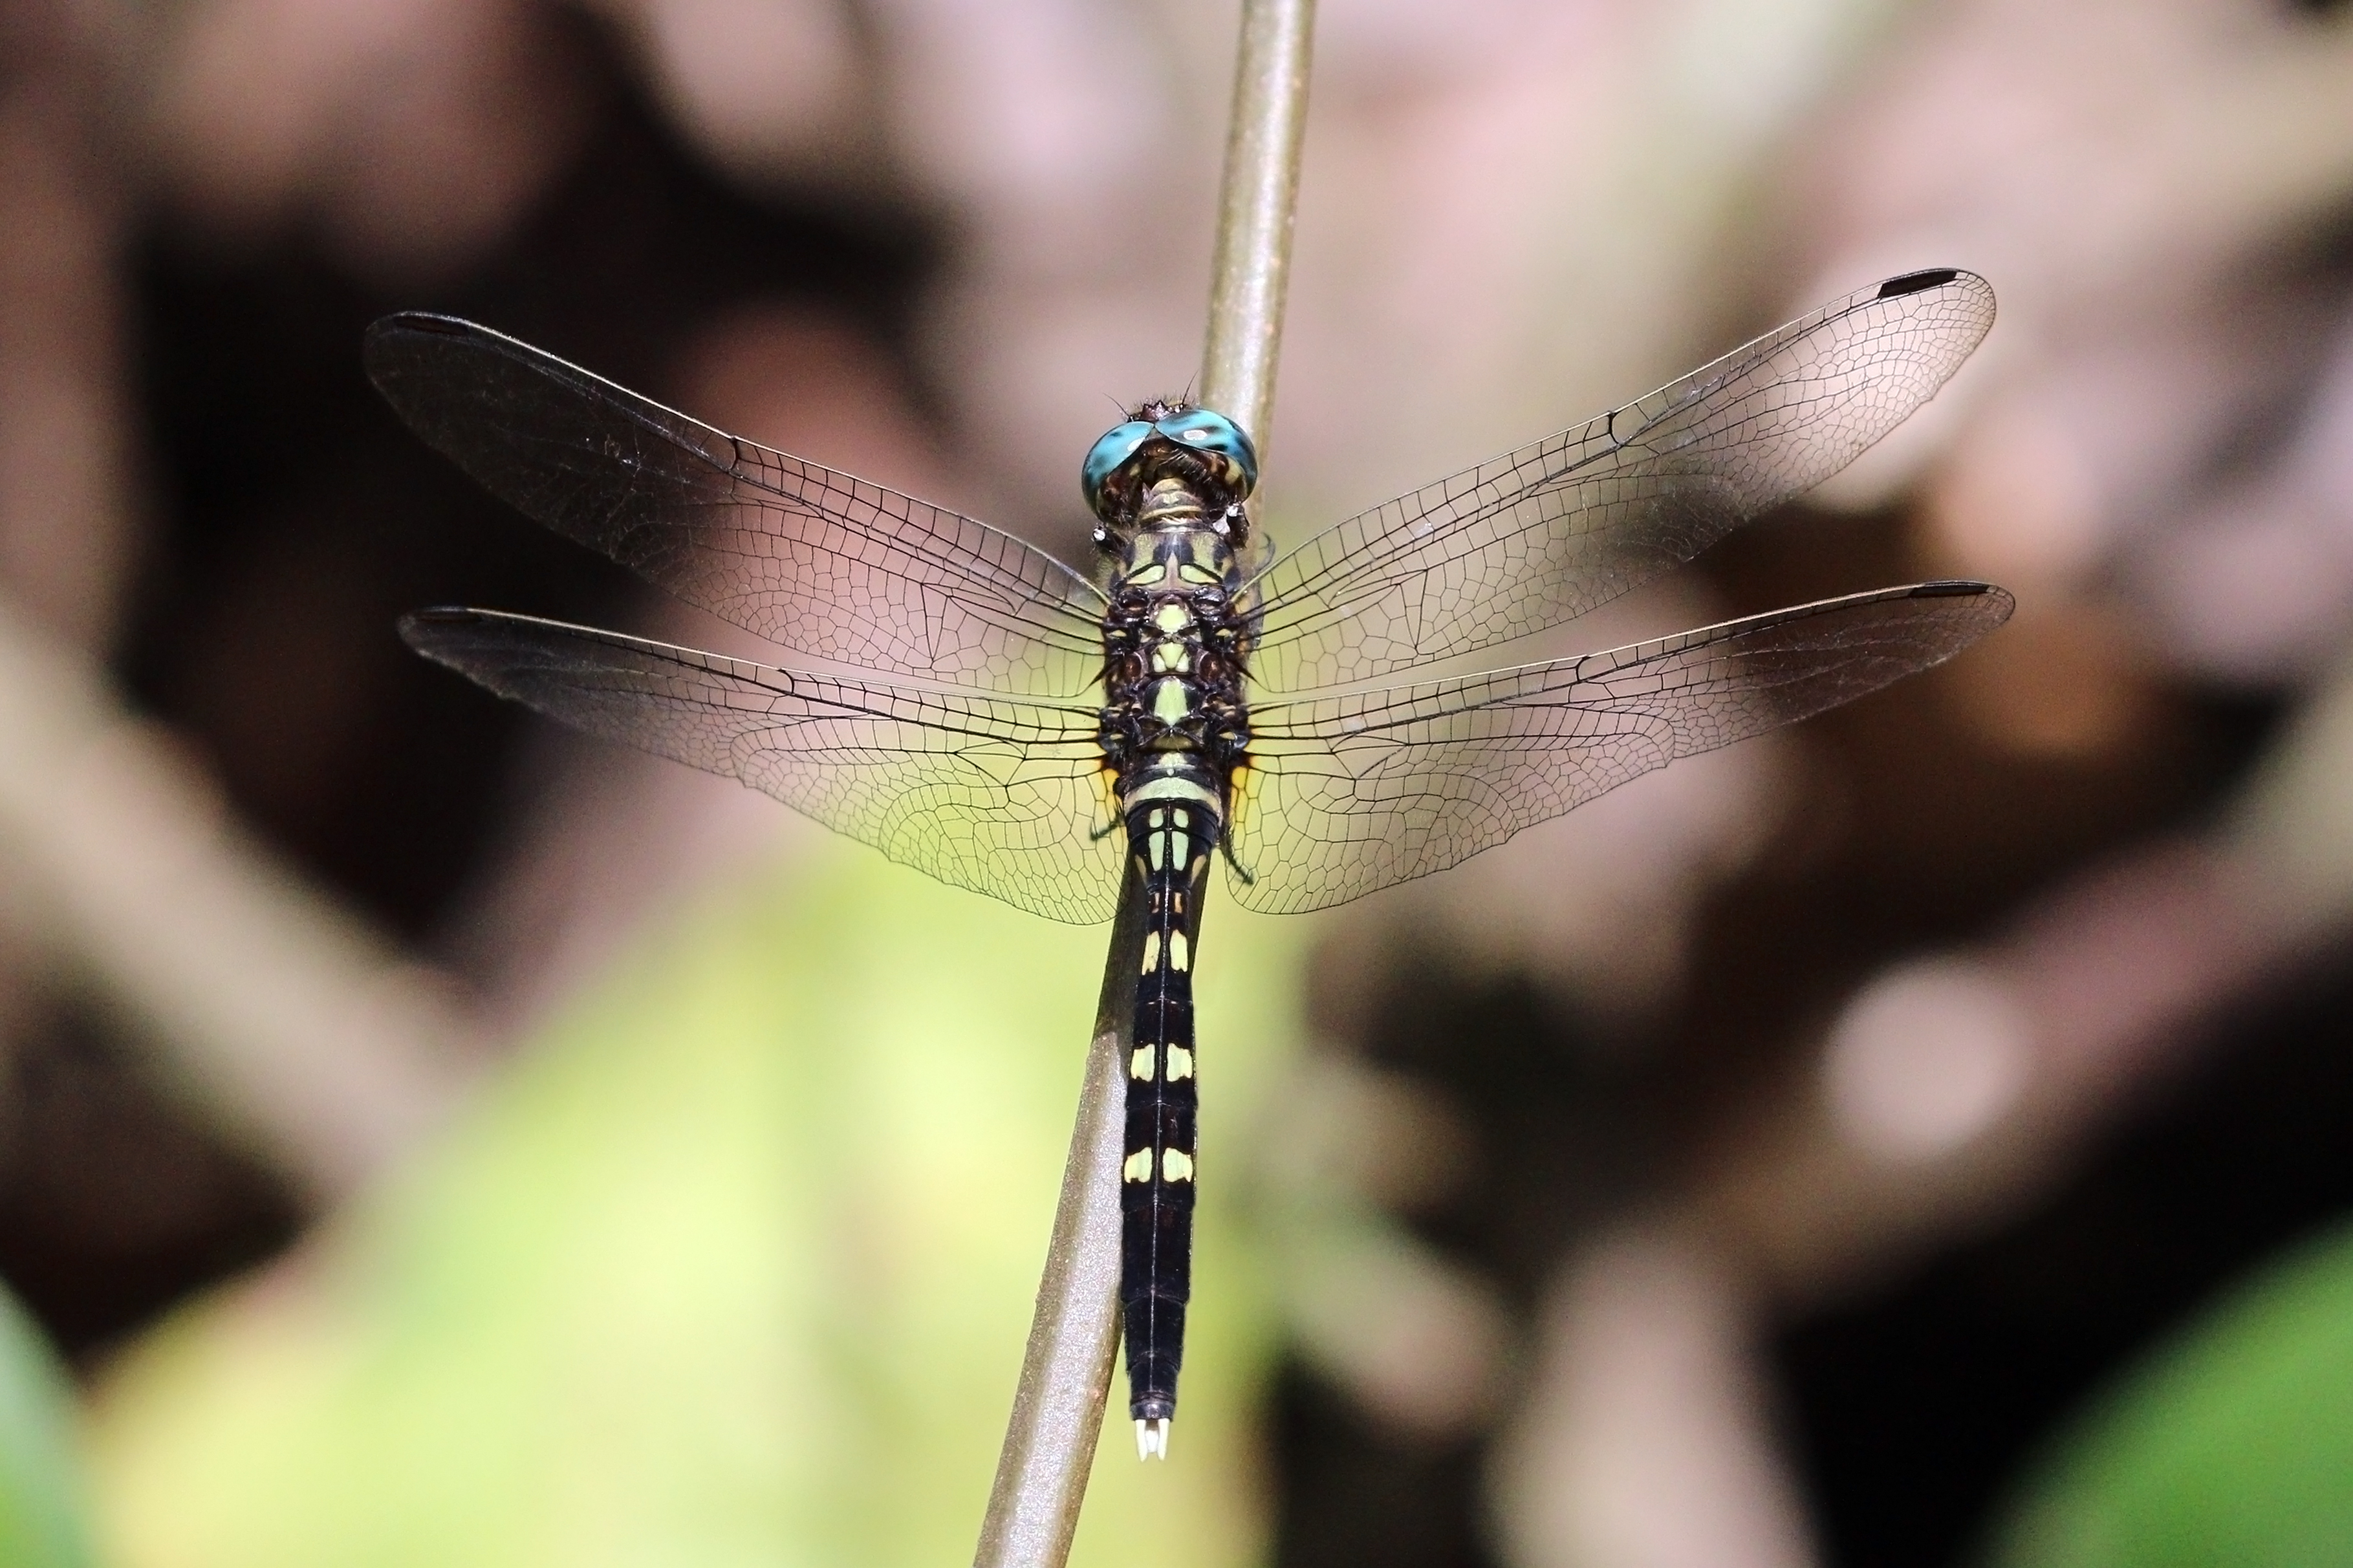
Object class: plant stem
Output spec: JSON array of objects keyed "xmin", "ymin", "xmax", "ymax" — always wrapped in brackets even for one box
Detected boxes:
[
  {"xmin": 973, "ymin": 864, "xmax": 1144, "ymax": 1568},
  {"xmin": 1202, "ymin": 0, "xmax": 1317, "ymax": 443},
  {"xmin": 970, "ymin": 5, "xmax": 1315, "ymax": 1567}
]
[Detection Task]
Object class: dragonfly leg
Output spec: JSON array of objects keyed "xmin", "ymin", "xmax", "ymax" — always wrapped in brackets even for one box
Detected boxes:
[{"xmin": 1217, "ymin": 826, "xmax": 1256, "ymax": 886}]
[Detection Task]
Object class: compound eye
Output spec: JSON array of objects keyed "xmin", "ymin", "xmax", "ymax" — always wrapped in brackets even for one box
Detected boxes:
[
  {"xmin": 1154, "ymin": 408, "xmax": 1259, "ymax": 497},
  {"xmin": 1081, "ymin": 420, "xmax": 1156, "ymax": 521}
]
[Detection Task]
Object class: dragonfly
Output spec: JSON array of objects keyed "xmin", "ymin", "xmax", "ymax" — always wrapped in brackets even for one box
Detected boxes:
[{"xmin": 369, "ymin": 266, "xmax": 2008, "ymax": 1460}]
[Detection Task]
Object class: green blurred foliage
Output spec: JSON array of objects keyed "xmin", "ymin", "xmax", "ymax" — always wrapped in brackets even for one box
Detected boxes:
[
  {"xmin": 1990, "ymin": 1216, "xmax": 2353, "ymax": 1568},
  {"xmin": 0, "ymin": 1282, "xmax": 91, "ymax": 1568},
  {"xmin": 86, "ymin": 841, "xmax": 1307, "ymax": 1568}
]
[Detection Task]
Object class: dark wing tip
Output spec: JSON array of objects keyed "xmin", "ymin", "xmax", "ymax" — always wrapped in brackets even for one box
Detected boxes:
[
  {"xmin": 1876, "ymin": 267, "xmax": 1964, "ymax": 299},
  {"xmin": 367, "ymin": 312, "xmax": 479, "ymax": 340},
  {"xmin": 1905, "ymin": 578, "xmax": 2016, "ymax": 635},
  {"xmin": 363, "ymin": 314, "xmax": 497, "ymax": 406},
  {"xmin": 399, "ymin": 605, "xmax": 487, "ymax": 645}
]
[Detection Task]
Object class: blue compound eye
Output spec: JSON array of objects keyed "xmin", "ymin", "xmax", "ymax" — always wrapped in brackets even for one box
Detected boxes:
[
  {"xmin": 1081, "ymin": 421, "xmax": 1156, "ymax": 520},
  {"xmin": 1155, "ymin": 408, "xmax": 1259, "ymax": 497}
]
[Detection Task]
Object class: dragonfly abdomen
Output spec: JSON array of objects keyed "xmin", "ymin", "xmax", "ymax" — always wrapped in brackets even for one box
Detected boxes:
[{"xmin": 1119, "ymin": 786, "xmax": 1214, "ymax": 1459}]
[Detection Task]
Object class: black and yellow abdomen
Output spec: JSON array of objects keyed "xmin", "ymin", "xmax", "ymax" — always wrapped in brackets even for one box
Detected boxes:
[{"xmin": 1119, "ymin": 791, "xmax": 1214, "ymax": 1456}]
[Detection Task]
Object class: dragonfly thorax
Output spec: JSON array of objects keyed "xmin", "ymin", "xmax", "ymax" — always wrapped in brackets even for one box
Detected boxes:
[{"xmin": 1098, "ymin": 510, "xmax": 1252, "ymax": 815}]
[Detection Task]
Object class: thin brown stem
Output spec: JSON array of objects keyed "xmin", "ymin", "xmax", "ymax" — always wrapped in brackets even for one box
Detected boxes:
[
  {"xmin": 972, "ymin": 862, "xmax": 1143, "ymax": 1568},
  {"xmin": 1202, "ymin": 0, "xmax": 1317, "ymax": 446},
  {"xmin": 970, "ymin": 5, "xmax": 1316, "ymax": 1567}
]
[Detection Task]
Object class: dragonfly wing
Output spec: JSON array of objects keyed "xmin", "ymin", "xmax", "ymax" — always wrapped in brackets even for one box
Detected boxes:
[
  {"xmin": 403, "ymin": 608, "xmax": 1122, "ymax": 924},
  {"xmin": 1227, "ymin": 581, "xmax": 2011, "ymax": 914},
  {"xmin": 1244, "ymin": 270, "xmax": 1995, "ymax": 692},
  {"xmin": 368, "ymin": 316, "xmax": 1109, "ymax": 697}
]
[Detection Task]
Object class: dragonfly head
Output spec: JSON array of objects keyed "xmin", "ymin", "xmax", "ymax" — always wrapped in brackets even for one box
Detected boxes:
[{"xmin": 1083, "ymin": 402, "xmax": 1259, "ymax": 542}]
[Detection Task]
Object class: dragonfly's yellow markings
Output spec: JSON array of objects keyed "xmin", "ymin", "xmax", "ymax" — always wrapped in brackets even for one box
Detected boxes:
[
  {"xmin": 1151, "ymin": 643, "xmax": 1187, "ymax": 672},
  {"xmin": 1124, "ymin": 1150, "xmax": 1154, "ymax": 1183},
  {"xmin": 1166, "ymin": 1046, "xmax": 1193, "ymax": 1080},
  {"xmin": 1177, "ymin": 562, "xmax": 1220, "ymax": 585},
  {"xmin": 1168, "ymin": 931, "xmax": 1190, "ymax": 971},
  {"xmin": 1162, "ymin": 1149, "xmax": 1194, "ymax": 1182},
  {"xmin": 1153, "ymin": 603, "xmax": 1191, "ymax": 633},
  {"xmin": 1151, "ymin": 680, "xmax": 1192, "ymax": 725},
  {"xmin": 1127, "ymin": 774, "xmax": 1219, "ymax": 810},
  {"xmin": 1147, "ymin": 832, "xmax": 1166, "ymax": 870},
  {"xmin": 1142, "ymin": 932, "xmax": 1162, "ymax": 971},
  {"xmin": 1126, "ymin": 561, "xmax": 1169, "ymax": 586},
  {"xmin": 1131, "ymin": 1046, "xmax": 1156, "ymax": 1080}
]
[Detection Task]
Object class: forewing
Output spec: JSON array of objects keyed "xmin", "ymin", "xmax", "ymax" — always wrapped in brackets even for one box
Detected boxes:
[
  {"xmin": 1227, "ymin": 581, "xmax": 2012, "ymax": 914},
  {"xmin": 1245, "ymin": 270, "xmax": 1995, "ymax": 692},
  {"xmin": 368, "ymin": 316, "xmax": 1109, "ymax": 696},
  {"xmin": 402, "ymin": 609, "xmax": 1121, "ymax": 924}
]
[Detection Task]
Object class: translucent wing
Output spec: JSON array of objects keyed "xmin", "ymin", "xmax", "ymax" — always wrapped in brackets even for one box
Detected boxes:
[
  {"xmin": 402, "ymin": 608, "xmax": 1122, "ymax": 923},
  {"xmin": 1228, "ymin": 581, "xmax": 2012, "ymax": 914},
  {"xmin": 1244, "ymin": 270, "xmax": 1996, "ymax": 693},
  {"xmin": 367, "ymin": 316, "xmax": 1109, "ymax": 697}
]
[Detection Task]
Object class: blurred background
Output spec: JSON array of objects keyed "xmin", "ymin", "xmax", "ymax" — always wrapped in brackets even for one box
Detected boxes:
[{"xmin": 3, "ymin": 0, "xmax": 2353, "ymax": 1563}]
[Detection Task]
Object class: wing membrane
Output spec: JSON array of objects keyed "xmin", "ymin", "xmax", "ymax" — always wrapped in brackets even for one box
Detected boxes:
[
  {"xmin": 1245, "ymin": 270, "xmax": 1996, "ymax": 692},
  {"xmin": 402, "ymin": 608, "xmax": 1121, "ymax": 923},
  {"xmin": 368, "ymin": 316, "xmax": 1109, "ymax": 696},
  {"xmin": 1228, "ymin": 581, "xmax": 2012, "ymax": 914}
]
